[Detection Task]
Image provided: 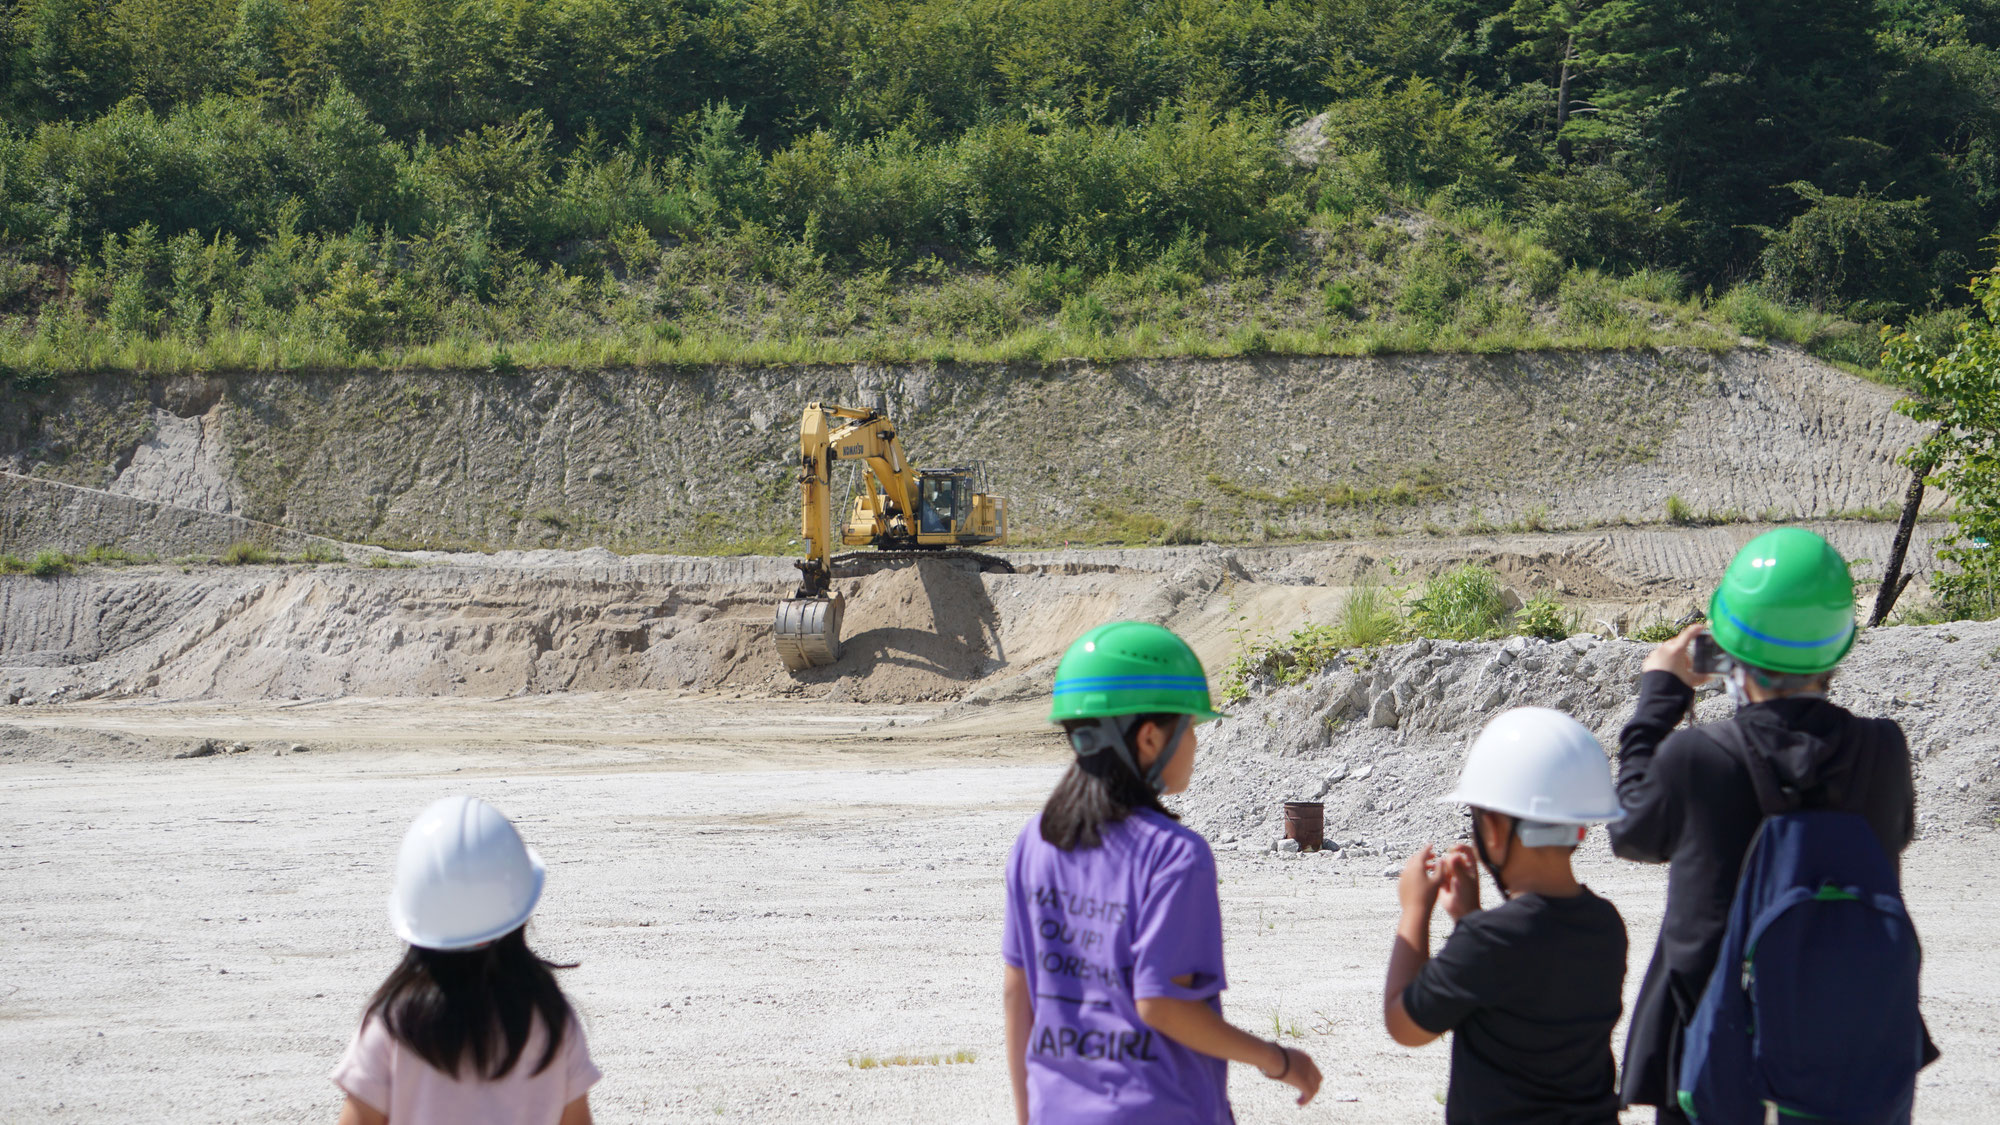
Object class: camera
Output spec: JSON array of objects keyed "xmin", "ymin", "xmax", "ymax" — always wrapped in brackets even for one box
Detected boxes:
[{"xmin": 1690, "ymin": 631, "xmax": 1730, "ymax": 676}]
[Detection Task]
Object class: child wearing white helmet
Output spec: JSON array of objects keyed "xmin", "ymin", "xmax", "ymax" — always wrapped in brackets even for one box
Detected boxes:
[
  {"xmin": 1381, "ymin": 707, "xmax": 1629, "ymax": 1124},
  {"xmin": 331, "ymin": 796, "xmax": 600, "ymax": 1125}
]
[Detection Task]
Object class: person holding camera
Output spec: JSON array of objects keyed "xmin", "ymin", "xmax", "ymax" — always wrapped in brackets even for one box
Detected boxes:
[{"xmin": 1608, "ymin": 528, "xmax": 1932, "ymax": 1123}]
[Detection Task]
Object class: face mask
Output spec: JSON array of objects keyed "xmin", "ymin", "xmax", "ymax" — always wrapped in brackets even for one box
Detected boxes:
[{"xmin": 1725, "ymin": 664, "xmax": 1752, "ymax": 711}]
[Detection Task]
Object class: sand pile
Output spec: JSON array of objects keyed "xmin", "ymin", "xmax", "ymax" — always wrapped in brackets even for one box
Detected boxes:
[
  {"xmin": 1177, "ymin": 620, "xmax": 2000, "ymax": 857},
  {"xmin": 785, "ymin": 559, "xmax": 1002, "ymax": 703}
]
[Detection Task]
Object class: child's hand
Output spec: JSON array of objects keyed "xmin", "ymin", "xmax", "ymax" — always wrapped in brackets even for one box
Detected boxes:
[
  {"xmin": 1440, "ymin": 843, "xmax": 1480, "ymax": 920},
  {"xmin": 1266, "ymin": 1044, "xmax": 1323, "ymax": 1106},
  {"xmin": 1397, "ymin": 843, "xmax": 1447, "ymax": 916}
]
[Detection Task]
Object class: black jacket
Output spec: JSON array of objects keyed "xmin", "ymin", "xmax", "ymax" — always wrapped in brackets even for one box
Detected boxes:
[{"xmin": 1607, "ymin": 671, "xmax": 1921, "ymax": 1108}]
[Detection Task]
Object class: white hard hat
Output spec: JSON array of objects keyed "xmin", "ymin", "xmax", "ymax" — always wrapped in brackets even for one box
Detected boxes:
[
  {"xmin": 388, "ymin": 796, "xmax": 546, "ymax": 951},
  {"xmin": 1438, "ymin": 707, "xmax": 1626, "ymax": 827}
]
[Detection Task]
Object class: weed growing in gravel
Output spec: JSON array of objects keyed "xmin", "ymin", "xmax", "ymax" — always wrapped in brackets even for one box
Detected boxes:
[
  {"xmin": 1630, "ymin": 620, "xmax": 1685, "ymax": 643},
  {"xmin": 298, "ymin": 542, "xmax": 345, "ymax": 564},
  {"xmin": 1666, "ymin": 495, "xmax": 1695, "ymax": 525},
  {"xmin": 1406, "ymin": 564, "xmax": 1509, "ymax": 640},
  {"xmin": 1340, "ymin": 583, "xmax": 1404, "ymax": 647},
  {"xmin": 1517, "ymin": 593, "xmax": 1581, "ymax": 640},
  {"xmin": 365, "ymin": 555, "xmax": 421, "ymax": 569}
]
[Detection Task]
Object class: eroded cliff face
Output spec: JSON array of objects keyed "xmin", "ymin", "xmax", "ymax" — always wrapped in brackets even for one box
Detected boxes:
[{"xmin": 0, "ymin": 346, "xmax": 1923, "ymax": 554}]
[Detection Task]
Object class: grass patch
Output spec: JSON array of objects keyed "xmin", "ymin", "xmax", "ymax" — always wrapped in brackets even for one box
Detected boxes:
[
  {"xmin": 220, "ymin": 540, "xmax": 279, "ymax": 565},
  {"xmin": 82, "ymin": 544, "xmax": 155, "ymax": 565},
  {"xmin": 847, "ymin": 1050, "xmax": 977, "ymax": 1069},
  {"xmin": 25, "ymin": 549, "xmax": 76, "ymax": 576},
  {"xmin": 1406, "ymin": 563, "xmax": 1509, "ymax": 640},
  {"xmin": 298, "ymin": 541, "xmax": 346, "ymax": 564},
  {"xmin": 364, "ymin": 554, "xmax": 421, "ymax": 569}
]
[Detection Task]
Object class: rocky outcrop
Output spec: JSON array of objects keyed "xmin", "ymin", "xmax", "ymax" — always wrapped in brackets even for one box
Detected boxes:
[{"xmin": 0, "ymin": 347, "xmax": 1929, "ymax": 555}]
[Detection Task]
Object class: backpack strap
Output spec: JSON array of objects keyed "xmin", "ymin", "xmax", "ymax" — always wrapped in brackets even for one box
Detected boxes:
[{"xmin": 1702, "ymin": 719, "xmax": 1807, "ymax": 816}]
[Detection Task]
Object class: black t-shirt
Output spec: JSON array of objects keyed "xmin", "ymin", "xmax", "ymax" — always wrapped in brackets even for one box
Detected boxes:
[{"xmin": 1402, "ymin": 888, "xmax": 1627, "ymax": 1125}]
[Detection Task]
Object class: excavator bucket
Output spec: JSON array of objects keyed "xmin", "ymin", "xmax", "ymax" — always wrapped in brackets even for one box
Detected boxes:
[{"xmin": 773, "ymin": 594, "xmax": 844, "ymax": 671}]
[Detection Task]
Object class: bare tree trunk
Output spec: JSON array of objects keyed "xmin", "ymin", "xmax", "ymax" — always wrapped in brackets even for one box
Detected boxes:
[
  {"xmin": 1555, "ymin": 34, "xmax": 1575, "ymax": 165},
  {"xmin": 1870, "ymin": 465, "xmax": 1929, "ymax": 626}
]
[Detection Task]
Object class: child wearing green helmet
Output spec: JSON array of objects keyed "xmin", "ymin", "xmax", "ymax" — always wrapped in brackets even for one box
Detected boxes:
[
  {"xmin": 1609, "ymin": 528, "xmax": 1934, "ymax": 1123},
  {"xmin": 1002, "ymin": 621, "xmax": 1322, "ymax": 1124}
]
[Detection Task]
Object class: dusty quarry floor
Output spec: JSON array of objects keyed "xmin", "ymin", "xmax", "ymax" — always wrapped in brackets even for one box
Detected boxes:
[{"xmin": 3, "ymin": 697, "xmax": 1995, "ymax": 1124}]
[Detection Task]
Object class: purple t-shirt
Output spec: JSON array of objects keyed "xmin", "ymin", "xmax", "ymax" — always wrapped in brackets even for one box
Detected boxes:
[{"xmin": 1003, "ymin": 809, "xmax": 1232, "ymax": 1125}]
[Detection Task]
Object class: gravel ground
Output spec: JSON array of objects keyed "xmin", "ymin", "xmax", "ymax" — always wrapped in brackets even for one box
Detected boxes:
[{"xmin": 2, "ymin": 699, "xmax": 1995, "ymax": 1123}]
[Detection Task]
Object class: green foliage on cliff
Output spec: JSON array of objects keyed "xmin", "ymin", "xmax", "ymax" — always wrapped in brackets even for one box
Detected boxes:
[{"xmin": 0, "ymin": 0, "xmax": 1995, "ymax": 373}]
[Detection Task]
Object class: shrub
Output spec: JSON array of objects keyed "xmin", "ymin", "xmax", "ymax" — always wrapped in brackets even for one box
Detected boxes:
[
  {"xmin": 1317, "ymin": 71, "xmax": 1512, "ymax": 199},
  {"xmin": 1407, "ymin": 563, "xmax": 1508, "ymax": 640},
  {"xmin": 1396, "ymin": 237, "xmax": 1483, "ymax": 327},
  {"xmin": 1756, "ymin": 183, "xmax": 1934, "ymax": 314},
  {"xmin": 1516, "ymin": 593, "xmax": 1579, "ymax": 640},
  {"xmin": 1631, "ymin": 620, "xmax": 1683, "ymax": 643},
  {"xmin": 1665, "ymin": 495, "xmax": 1695, "ymax": 525},
  {"xmin": 1528, "ymin": 167, "xmax": 1683, "ymax": 271}
]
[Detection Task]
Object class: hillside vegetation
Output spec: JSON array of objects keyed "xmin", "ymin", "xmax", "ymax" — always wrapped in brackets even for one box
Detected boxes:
[{"xmin": 1, "ymin": 0, "xmax": 1997, "ymax": 374}]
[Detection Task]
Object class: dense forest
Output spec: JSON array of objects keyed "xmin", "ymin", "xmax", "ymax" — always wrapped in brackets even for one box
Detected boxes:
[{"xmin": 2, "ymin": 0, "xmax": 1999, "ymax": 371}]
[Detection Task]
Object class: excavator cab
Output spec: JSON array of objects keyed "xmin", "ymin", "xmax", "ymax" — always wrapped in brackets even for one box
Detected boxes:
[
  {"xmin": 913, "ymin": 466, "xmax": 1001, "ymax": 545},
  {"xmin": 917, "ymin": 470, "xmax": 968, "ymax": 535}
]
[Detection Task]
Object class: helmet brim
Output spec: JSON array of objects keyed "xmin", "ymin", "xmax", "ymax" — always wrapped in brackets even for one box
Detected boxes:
[{"xmin": 1436, "ymin": 791, "xmax": 1627, "ymax": 826}]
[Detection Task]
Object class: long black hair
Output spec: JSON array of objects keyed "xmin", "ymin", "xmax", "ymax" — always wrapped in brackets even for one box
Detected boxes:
[
  {"xmin": 365, "ymin": 925, "xmax": 575, "ymax": 1080},
  {"xmin": 1040, "ymin": 714, "xmax": 1179, "ymax": 851}
]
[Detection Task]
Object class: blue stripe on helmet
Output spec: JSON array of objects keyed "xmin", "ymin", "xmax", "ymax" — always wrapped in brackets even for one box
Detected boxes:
[
  {"xmin": 1714, "ymin": 593, "xmax": 1855, "ymax": 650},
  {"xmin": 1053, "ymin": 675, "xmax": 1209, "ymax": 693}
]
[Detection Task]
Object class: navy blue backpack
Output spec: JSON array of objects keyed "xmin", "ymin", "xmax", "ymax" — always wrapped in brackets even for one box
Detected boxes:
[{"xmin": 1677, "ymin": 727, "xmax": 1925, "ymax": 1124}]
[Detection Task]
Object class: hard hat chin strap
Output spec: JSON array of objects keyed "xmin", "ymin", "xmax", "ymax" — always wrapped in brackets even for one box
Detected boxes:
[
  {"xmin": 1471, "ymin": 811, "xmax": 1514, "ymax": 901},
  {"xmin": 1069, "ymin": 714, "xmax": 1191, "ymax": 795}
]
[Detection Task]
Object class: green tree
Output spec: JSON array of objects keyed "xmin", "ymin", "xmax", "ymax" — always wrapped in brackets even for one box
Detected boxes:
[
  {"xmin": 1576, "ymin": 0, "xmax": 1890, "ymax": 275},
  {"xmin": 1882, "ymin": 268, "xmax": 2000, "ymax": 620}
]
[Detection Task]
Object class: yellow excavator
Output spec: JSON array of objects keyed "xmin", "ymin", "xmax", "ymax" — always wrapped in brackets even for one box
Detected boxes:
[{"xmin": 772, "ymin": 401, "xmax": 1009, "ymax": 671}]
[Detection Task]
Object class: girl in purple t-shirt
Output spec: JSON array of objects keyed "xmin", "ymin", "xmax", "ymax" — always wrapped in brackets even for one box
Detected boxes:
[
  {"xmin": 331, "ymin": 796, "xmax": 600, "ymax": 1125},
  {"xmin": 1003, "ymin": 622, "xmax": 1322, "ymax": 1124}
]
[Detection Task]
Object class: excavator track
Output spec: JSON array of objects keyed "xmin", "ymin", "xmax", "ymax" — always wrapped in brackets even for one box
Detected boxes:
[{"xmin": 829, "ymin": 550, "xmax": 1016, "ymax": 577}]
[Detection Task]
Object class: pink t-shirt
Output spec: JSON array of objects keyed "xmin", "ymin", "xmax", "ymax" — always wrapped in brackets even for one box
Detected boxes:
[{"xmin": 332, "ymin": 1010, "xmax": 600, "ymax": 1124}]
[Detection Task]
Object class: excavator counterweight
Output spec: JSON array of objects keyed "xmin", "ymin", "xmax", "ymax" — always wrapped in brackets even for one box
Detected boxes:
[{"xmin": 772, "ymin": 401, "xmax": 1008, "ymax": 671}]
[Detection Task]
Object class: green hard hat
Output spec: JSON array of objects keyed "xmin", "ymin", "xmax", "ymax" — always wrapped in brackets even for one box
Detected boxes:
[
  {"xmin": 1707, "ymin": 528, "xmax": 1856, "ymax": 675},
  {"xmin": 1049, "ymin": 621, "xmax": 1225, "ymax": 725}
]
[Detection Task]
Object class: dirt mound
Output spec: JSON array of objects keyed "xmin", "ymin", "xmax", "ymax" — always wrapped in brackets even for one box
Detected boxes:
[
  {"xmin": 780, "ymin": 559, "xmax": 1002, "ymax": 703},
  {"xmin": 1178, "ymin": 620, "xmax": 2000, "ymax": 856}
]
